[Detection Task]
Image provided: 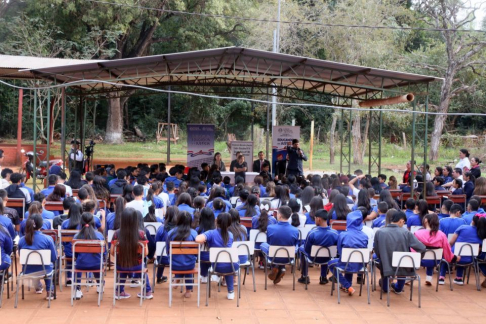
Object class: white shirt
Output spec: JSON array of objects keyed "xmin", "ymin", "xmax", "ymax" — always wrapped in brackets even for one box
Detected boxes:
[
  {"xmin": 456, "ymin": 157, "xmax": 471, "ymax": 171},
  {"xmin": 361, "ymin": 226, "xmax": 375, "ymax": 250},
  {"xmin": 126, "ymin": 200, "xmax": 144, "ymax": 215},
  {"xmin": 158, "ymin": 192, "xmax": 170, "ymax": 208},
  {"xmin": 59, "ymin": 183, "xmax": 73, "ymax": 197},
  {"xmin": 0, "ymin": 179, "xmax": 9, "ymax": 189},
  {"xmin": 298, "ymin": 214, "xmax": 307, "ymax": 228},
  {"xmin": 70, "ymin": 150, "xmax": 84, "ymax": 162}
]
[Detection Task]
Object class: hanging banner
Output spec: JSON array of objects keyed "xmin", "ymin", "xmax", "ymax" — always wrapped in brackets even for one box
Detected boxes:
[
  {"xmin": 230, "ymin": 141, "xmax": 254, "ymax": 172},
  {"xmin": 186, "ymin": 124, "xmax": 215, "ymax": 170},
  {"xmin": 272, "ymin": 126, "xmax": 300, "ymax": 177}
]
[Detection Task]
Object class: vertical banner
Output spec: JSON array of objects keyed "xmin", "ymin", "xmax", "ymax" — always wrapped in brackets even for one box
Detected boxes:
[
  {"xmin": 230, "ymin": 141, "xmax": 254, "ymax": 172},
  {"xmin": 272, "ymin": 126, "xmax": 300, "ymax": 177},
  {"xmin": 187, "ymin": 124, "xmax": 215, "ymax": 169}
]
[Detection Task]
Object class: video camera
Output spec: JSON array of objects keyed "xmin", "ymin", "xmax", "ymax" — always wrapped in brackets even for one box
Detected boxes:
[{"xmin": 85, "ymin": 140, "xmax": 96, "ymax": 158}]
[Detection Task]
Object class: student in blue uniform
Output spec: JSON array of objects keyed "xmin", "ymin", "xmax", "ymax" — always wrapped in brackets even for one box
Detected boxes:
[
  {"xmin": 166, "ymin": 211, "xmax": 198, "ymax": 299},
  {"xmin": 328, "ymin": 210, "xmax": 369, "ymax": 296},
  {"xmin": 440, "ymin": 215, "xmax": 486, "ymax": 285},
  {"xmin": 237, "ymin": 193, "xmax": 260, "ymax": 218},
  {"xmin": 0, "ymin": 197, "xmax": 15, "ymax": 238},
  {"xmin": 0, "ymin": 224, "xmax": 13, "ymax": 274},
  {"xmin": 72, "ymin": 212, "xmax": 107, "ymax": 299},
  {"xmin": 19, "ymin": 202, "xmax": 52, "ymax": 237},
  {"xmin": 439, "ymin": 204, "xmax": 467, "ymax": 237},
  {"xmin": 407, "ymin": 199, "xmax": 428, "ymax": 229},
  {"xmin": 251, "ymin": 201, "xmax": 277, "ymax": 230},
  {"xmin": 228, "ymin": 209, "xmax": 248, "ymax": 264},
  {"xmin": 61, "ymin": 203, "xmax": 84, "ymax": 284},
  {"xmin": 165, "ymin": 167, "xmax": 183, "ymax": 189},
  {"xmin": 24, "ymin": 194, "xmax": 55, "ymax": 220},
  {"xmin": 112, "ymin": 207, "xmax": 152, "ymax": 300},
  {"xmin": 462, "ymin": 199, "xmax": 480, "ymax": 224},
  {"xmin": 106, "ymin": 196, "xmax": 125, "ymax": 232},
  {"xmin": 206, "ymin": 187, "xmax": 232, "ymax": 211},
  {"xmin": 443, "ymin": 166, "xmax": 453, "ymax": 184},
  {"xmin": 463, "ymin": 172, "xmax": 475, "ymax": 200},
  {"xmin": 372, "ymin": 202, "xmax": 388, "ymax": 228},
  {"xmin": 438, "ymin": 200, "xmax": 453, "ymax": 220},
  {"xmin": 18, "ymin": 213, "xmax": 57, "ymax": 300},
  {"xmin": 433, "ymin": 176, "xmax": 446, "ymax": 191},
  {"xmin": 306, "ymin": 196, "xmax": 324, "ymax": 225},
  {"xmin": 176, "ymin": 193, "xmax": 195, "ymax": 219},
  {"xmin": 155, "ymin": 206, "xmax": 179, "ymax": 284},
  {"xmin": 298, "ymin": 209, "xmax": 339, "ymax": 285},
  {"xmin": 196, "ymin": 212, "xmax": 238, "ymax": 300},
  {"xmin": 260, "ymin": 206, "xmax": 300, "ymax": 285},
  {"xmin": 212, "ymin": 198, "xmax": 226, "ymax": 219},
  {"xmin": 451, "ymin": 179, "xmax": 464, "ymax": 195}
]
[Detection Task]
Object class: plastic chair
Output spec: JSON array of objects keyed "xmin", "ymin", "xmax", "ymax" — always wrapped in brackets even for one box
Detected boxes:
[
  {"xmin": 168, "ymin": 242, "xmax": 200, "ymax": 307},
  {"xmin": 330, "ymin": 248, "xmax": 370, "ymax": 304},
  {"xmin": 263, "ymin": 245, "xmax": 296, "ymax": 291},
  {"xmin": 206, "ymin": 247, "xmax": 240, "ymax": 307},
  {"xmin": 422, "ymin": 248, "xmax": 452, "ymax": 292},
  {"xmin": 112, "ymin": 241, "xmax": 147, "ymax": 306},
  {"xmin": 144, "ymin": 222, "xmax": 163, "ymax": 236},
  {"xmin": 233, "ymin": 241, "xmax": 256, "ymax": 294},
  {"xmin": 453, "ymin": 242, "xmax": 480, "ymax": 291},
  {"xmin": 71, "ymin": 240, "xmax": 106, "ymax": 306},
  {"xmin": 303, "ymin": 245, "xmax": 337, "ymax": 290},
  {"xmin": 58, "ymin": 229, "xmax": 79, "ymax": 291},
  {"xmin": 0, "ymin": 251, "xmax": 10, "ymax": 308},
  {"xmin": 381, "ymin": 251, "xmax": 421, "ymax": 308},
  {"xmin": 152, "ymin": 241, "xmax": 168, "ymax": 292},
  {"xmin": 15, "ymin": 249, "xmax": 56, "ymax": 308}
]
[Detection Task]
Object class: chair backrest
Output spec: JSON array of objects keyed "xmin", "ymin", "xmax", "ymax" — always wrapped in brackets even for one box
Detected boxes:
[
  {"xmin": 45, "ymin": 218, "xmax": 54, "ymax": 230},
  {"xmin": 169, "ymin": 242, "xmax": 200, "ymax": 256},
  {"xmin": 422, "ymin": 249, "xmax": 444, "ymax": 261},
  {"xmin": 72, "ymin": 189, "xmax": 79, "ymax": 197},
  {"xmin": 310, "ymin": 245, "xmax": 337, "ymax": 258},
  {"xmin": 44, "ymin": 202, "xmax": 64, "ymax": 212},
  {"xmin": 107, "ymin": 230, "xmax": 116, "ymax": 243},
  {"xmin": 329, "ymin": 220, "xmax": 347, "ymax": 231},
  {"xmin": 298, "ymin": 226, "xmax": 314, "ymax": 241},
  {"xmin": 340, "ymin": 248, "xmax": 370, "ymax": 263},
  {"xmin": 72, "ymin": 240, "xmax": 105, "ymax": 254},
  {"xmin": 98, "ymin": 199, "xmax": 107, "ymax": 209},
  {"xmin": 347, "ymin": 204, "xmax": 354, "ymax": 210},
  {"xmin": 483, "ymin": 239, "xmax": 486, "ymax": 253},
  {"xmin": 304, "ymin": 224, "xmax": 316, "ymax": 229},
  {"xmin": 426, "ymin": 196, "xmax": 441, "ymax": 206},
  {"xmin": 400, "ymin": 193, "xmax": 411, "ymax": 202},
  {"xmin": 19, "ymin": 249, "xmax": 51, "ymax": 266},
  {"xmin": 447, "ymin": 233, "xmax": 454, "ymax": 241},
  {"xmin": 240, "ymin": 217, "xmax": 252, "ymax": 229},
  {"xmin": 209, "ymin": 247, "xmax": 239, "ymax": 263},
  {"xmin": 454, "ymin": 242, "xmax": 479, "ymax": 257},
  {"xmin": 233, "ymin": 241, "xmax": 255, "ymax": 257},
  {"xmin": 410, "ymin": 226, "xmax": 423, "ymax": 234},
  {"xmin": 392, "ymin": 252, "xmax": 421, "ymax": 269},
  {"xmin": 268, "ymin": 245, "xmax": 295, "ymax": 260},
  {"xmin": 59, "ymin": 229, "xmax": 80, "ymax": 243},
  {"xmin": 6, "ymin": 197, "xmax": 25, "ymax": 216},
  {"xmin": 144, "ymin": 222, "xmax": 162, "ymax": 236},
  {"xmin": 41, "ymin": 230, "xmax": 58, "ymax": 245},
  {"xmin": 446, "ymin": 195, "xmax": 466, "ymax": 204},
  {"xmin": 109, "ymin": 194, "xmax": 121, "ymax": 203},
  {"xmin": 155, "ymin": 209, "xmax": 164, "ymax": 218},
  {"xmin": 436, "ymin": 190, "xmax": 449, "ymax": 198},
  {"xmin": 249, "ymin": 229, "xmax": 267, "ymax": 243},
  {"xmin": 155, "ymin": 241, "xmax": 167, "ymax": 257}
]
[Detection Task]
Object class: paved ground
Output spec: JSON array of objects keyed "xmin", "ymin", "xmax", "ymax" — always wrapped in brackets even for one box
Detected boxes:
[{"xmin": 2, "ymin": 263, "xmax": 486, "ymax": 324}]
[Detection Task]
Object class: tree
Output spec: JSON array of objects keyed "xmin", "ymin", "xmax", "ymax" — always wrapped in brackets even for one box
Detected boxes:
[{"xmin": 415, "ymin": 0, "xmax": 486, "ymax": 161}]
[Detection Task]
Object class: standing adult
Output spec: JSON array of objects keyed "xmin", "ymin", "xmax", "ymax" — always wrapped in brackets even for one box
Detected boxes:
[
  {"xmin": 234, "ymin": 154, "xmax": 248, "ymax": 184},
  {"xmin": 286, "ymin": 139, "xmax": 307, "ymax": 177},
  {"xmin": 456, "ymin": 149, "xmax": 471, "ymax": 172},
  {"xmin": 253, "ymin": 151, "xmax": 271, "ymax": 173},
  {"xmin": 229, "ymin": 151, "xmax": 241, "ymax": 172},
  {"xmin": 213, "ymin": 152, "xmax": 226, "ymax": 172},
  {"xmin": 69, "ymin": 140, "xmax": 84, "ymax": 173}
]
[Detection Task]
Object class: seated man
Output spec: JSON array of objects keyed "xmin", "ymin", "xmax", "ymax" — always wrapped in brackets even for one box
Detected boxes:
[
  {"xmin": 372, "ymin": 202, "xmax": 388, "ymax": 228},
  {"xmin": 462, "ymin": 199, "xmax": 480, "ymax": 224},
  {"xmin": 110, "ymin": 169, "xmax": 128, "ymax": 194},
  {"xmin": 41, "ymin": 174, "xmax": 59, "ymax": 197},
  {"xmin": 260, "ymin": 206, "xmax": 299, "ymax": 285},
  {"xmin": 374, "ymin": 210, "xmax": 426, "ymax": 294},
  {"xmin": 0, "ymin": 168, "xmax": 12, "ymax": 189},
  {"xmin": 328, "ymin": 210, "xmax": 369, "ymax": 295},
  {"xmin": 298, "ymin": 209, "xmax": 339, "ymax": 285}
]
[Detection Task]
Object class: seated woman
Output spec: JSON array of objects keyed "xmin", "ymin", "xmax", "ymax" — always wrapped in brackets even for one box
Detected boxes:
[
  {"xmin": 166, "ymin": 211, "xmax": 198, "ymax": 298},
  {"xmin": 72, "ymin": 212, "xmax": 107, "ymax": 299},
  {"xmin": 0, "ymin": 222, "xmax": 13, "ymax": 277},
  {"xmin": 155, "ymin": 206, "xmax": 179, "ymax": 284},
  {"xmin": 414, "ymin": 213, "xmax": 459, "ymax": 286},
  {"xmin": 212, "ymin": 198, "xmax": 227, "ymax": 219},
  {"xmin": 18, "ymin": 213, "xmax": 57, "ymax": 300},
  {"xmin": 451, "ymin": 179, "xmax": 464, "ymax": 195},
  {"xmin": 176, "ymin": 193, "xmax": 195, "ymax": 219},
  {"xmin": 237, "ymin": 193, "xmax": 260, "ymax": 218},
  {"xmin": 306, "ymin": 196, "xmax": 324, "ymax": 225},
  {"xmin": 112, "ymin": 208, "xmax": 153, "ymax": 300},
  {"xmin": 106, "ymin": 196, "xmax": 125, "ymax": 232},
  {"xmin": 228, "ymin": 208, "xmax": 248, "ymax": 264}
]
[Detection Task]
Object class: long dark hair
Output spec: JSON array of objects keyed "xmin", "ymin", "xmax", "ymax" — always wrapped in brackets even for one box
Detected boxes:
[
  {"xmin": 164, "ymin": 206, "xmax": 179, "ymax": 232},
  {"xmin": 114, "ymin": 196, "xmax": 126, "ymax": 230},
  {"xmin": 0, "ymin": 197, "xmax": 4, "ymax": 215},
  {"xmin": 198, "ymin": 207, "xmax": 215, "ymax": 234},
  {"xmin": 378, "ymin": 190, "xmax": 399, "ymax": 210},
  {"xmin": 329, "ymin": 194, "xmax": 350, "ymax": 220},
  {"xmin": 243, "ymin": 194, "xmax": 258, "ymax": 218},
  {"xmin": 273, "ymin": 185, "xmax": 289, "ymax": 206},
  {"xmin": 67, "ymin": 203, "xmax": 83, "ymax": 230},
  {"xmin": 66, "ymin": 170, "xmax": 84, "ymax": 189},
  {"xmin": 228, "ymin": 209, "xmax": 247, "ymax": 241},
  {"xmin": 473, "ymin": 215, "xmax": 486, "ymax": 240},
  {"xmin": 258, "ymin": 209, "xmax": 270, "ymax": 232},
  {"xmin": 300, "ymin": 186, "xmax": 316, "ymax": 206},
  {"xmin": 92, "ymin": 176, "xmax": 110, "ymax": 201},
  {"xmin": 118, "ymin": 208, "xmax": 141, "ymax": 268},
  {"xmin": 172, "ymin": 211, "xmax": 192, "ymax": 241},
  {"xmin": 46, "ymin": 184, "xmax": 66, "ymax": 201},
  {"xmin": 423, "ymin": 213, "xmax": 439, "ymax": 236},
  {"xmin": 357, "ymin": 189, "xmax": 371, "ymax": 211},
  {"xmin": 213, "ymin": 198, "xmax": 226, "ymax": 212},
  {"xmin": 309, "ymin": 196, "xmax": 324, "ymax": 222},
  {"xmin": 123, "ymin": 184, "xmax": 134, "ymax": 203},
  {"xmin": 28, "ymin": 201, "xmax": 43, "ymax": 216},
  {"xmin": 216, "ymin": 212, "xmax": 232, "ymax": 246},
  {"xmin": 416, "ymin": 199, "xmax": 429, "ymax": 223},
  {"xmin": 76, "ymin": 212, "xmax": 97, "ymax": 240},
  {"xmin": 25, "ymin": 213, "xmax": 43, "ymax": 245},
  {"xmin": 176, "ymin": 192, "xmax": 192, "ymax": 206}
]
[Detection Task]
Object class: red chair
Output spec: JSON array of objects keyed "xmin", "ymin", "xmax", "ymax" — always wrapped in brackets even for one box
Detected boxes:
[
  {"xmin": 45, "ymin": 202, "xmax": 64, "ymax": 213},
  {"xmin": 389, "ymin": 190, "xmax": 402, "ymax": 199},
  {"xmin": 329, "ymin": 220, "xmax": 346, "ymax": 231},
  {"xmin": 240, "ymin": 217, "xmax": 252, "ymax": 229},
  {"xmin": 446, "ymin": 194, "xmax": 467, "ymax": 206}
]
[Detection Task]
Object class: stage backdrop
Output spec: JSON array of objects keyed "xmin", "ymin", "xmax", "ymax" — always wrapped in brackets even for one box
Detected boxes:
[
  {"xmin": 272, "ymin": 126, "xmax": 300, "ymax": 177},
  {"xmin": 186, "ymin": 124, "xmax": 215, "ymax": 170},
  {"xmin": 230, "ymin": 141, "xmax": 254, "ymax": 172}
]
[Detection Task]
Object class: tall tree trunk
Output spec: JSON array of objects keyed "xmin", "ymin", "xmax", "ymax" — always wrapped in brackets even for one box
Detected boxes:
[
  {"xmin": 329, "ymin": 114, "xmax": 337, "ymax": 164},
  {"xmin": 352, "ymin": 113, "xmax": 363, "ymax": 165},
  {"xmin": 361, "ymin": 113, "xmax": 370, "ymax": 162},
  {"xmin": 105, "ymin": 97, "xmax": 123, "ymax": 144}
]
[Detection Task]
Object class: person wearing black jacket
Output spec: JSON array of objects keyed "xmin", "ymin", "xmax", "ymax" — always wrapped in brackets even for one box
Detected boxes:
[
  {"xmin": 110, "ymin": 169, "xmax": 128, "ymax": 194},
  {"xmin": 286, "ymin": 139, "xmax": 307, "ymax": 177},
  {"xmin": 253, "ymin": 151, "xmax": 271, "ymax": 173}
]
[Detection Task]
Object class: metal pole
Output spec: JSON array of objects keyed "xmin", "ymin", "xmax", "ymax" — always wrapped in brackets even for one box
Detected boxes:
[
  {"xmin": 33, "ymin": 90, "xmax": 37, "ymax": 192},
  {"xmin": 46, "ymin": 89, "xmax": 51, "ymax": 185},
  {"xmin": 348, "ymin": 110, "xmax": 352, "ymax": 175},
  {"xmin": 83, "ymin": 99, "xmax": 87, "ymax": 154},
  {"xmin": 266, "ymin": 96, "xmax": 270, "ymax": 163},
  {"xmin": 251, "ymin": 101, "xmax": 254, "ymax": 143},
  {"xmin": 368, "ymin": 109, "xmax": 372, "ymax": 175},
  {"xmin": 167, "ymin": 86, "xmax": 171, "ymax": 165},
  {"xmin": 61, "ymin": 88, "xmax": 66, "ymax": 172},
  {"xmin": 378, "ymin": 107, "xmax": 383, "ymax": 175},
  {"xmin": 411, "ymin": 100, "xmax": 417, "ymax": 197},
  {"xmin": 339, "ymin": 109, "xmax": 343, "ymax": 174},
  {"xmin": 16, "ymin": 89, "xmax": 23, "ymax": 165},
  {"xmin": 309, "ymin": 120, "xmax": 314, "ymax": 170},
  {"xmin": 276, "ymin": 0, "xmax": 281, "ymax": 53},
  {"xmin": 424, "ymin": 88, "xmax": 429, "ymax": 199}
]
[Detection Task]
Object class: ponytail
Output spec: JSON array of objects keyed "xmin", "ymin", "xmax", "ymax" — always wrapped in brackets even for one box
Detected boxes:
[
  {"xmin": 25, "ymin": 213, "xmax": 43, "ymax": 245},
  {"xmin": 77, "ymin": 212, "xmax": 97, "ymax": 240},
  {"xmin": 258, "ymin": 209, "xmax": 269, "ymax": 232},
  {"xmin": 291, "ymin": 212, "xmax": 300, "ymax": 227},
  {"xmin": 474, "ymin": 216, "xmax": 486, "ymax": 240}
]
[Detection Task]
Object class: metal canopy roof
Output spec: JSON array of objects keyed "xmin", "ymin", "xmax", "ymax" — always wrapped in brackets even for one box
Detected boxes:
[{"xmin": 25, "ymin": 47, "xmax": 442, "ymax": 105}]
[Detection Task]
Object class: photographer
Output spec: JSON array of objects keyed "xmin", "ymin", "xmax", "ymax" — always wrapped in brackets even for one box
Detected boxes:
[
  {"xmin": 286, "ymin": 139, "xmax": 307, "ymax": 177},
  {"xmin": 69, "ymin": 140, "xmax": 84, "ymax": 173}
]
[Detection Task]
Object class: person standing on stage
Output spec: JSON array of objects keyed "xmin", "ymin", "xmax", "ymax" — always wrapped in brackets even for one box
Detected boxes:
[
  {"xmin": 234, "ymin": 154, "xmax": 248, "ymax": 183},
  {"xmin": 229, "ymin": 151, "xmax": 241, "ymax": 172},
  {"xmin": 286, "ymin": 139, "xmax": 307, "ymax": 177},
  {"xmin": 253, "ymin": 151, "xmax": 271, "ymax": 174},
  {"xmin": 69, "ymin": 140, "xmax": 84, "ymax": 173}
]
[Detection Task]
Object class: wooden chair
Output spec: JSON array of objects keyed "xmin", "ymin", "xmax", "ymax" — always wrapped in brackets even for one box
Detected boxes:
[
  {"xmin": 109, "ymin": 194, "xmax": 121, "ymax": 204},
  {"xmin": 72, "ymin": 189, "xmax": 79, "ymax": 197},
  {"xmin": 169, "ymin": 242, "xmax": 200, "ymax": 307},
  {"xmin": 240, "ymin": 217, "xmax": 252, "ymax": 229},
  {"xmin": 446, "ymin": 194, "xmax": 467, "ymax": 208},
  {"xmin": 45, "ymin": 202, "xmax": 64, "ymax": 213},
  {"xmin": 58, "ymin": 229, "xmax": 79, "ymax": 292},
  {"xmin": 5, "ymin": 198, "xmax": 25, "ymax": 218},
  {"xmin": 329, "ymin": 220, "xmax": 347, "ymax": 231},
  {"xmin": 389, "ymin": 189, "xmax": 402, "ymax": 199}
]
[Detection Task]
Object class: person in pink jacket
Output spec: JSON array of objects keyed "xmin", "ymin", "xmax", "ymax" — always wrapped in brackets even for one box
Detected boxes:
[{"xmin": 414, "ymin": 213, "xmax": 460, "ymax": 286}]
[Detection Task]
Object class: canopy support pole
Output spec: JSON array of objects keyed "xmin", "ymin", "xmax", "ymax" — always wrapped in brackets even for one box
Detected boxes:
[
  {"xmin": 61, "ymin": 88, "xmax": 66, "ymax": 172},
  {"xmin": 167, "ymin": 86, "xmax": 171, "ymax": 165}
]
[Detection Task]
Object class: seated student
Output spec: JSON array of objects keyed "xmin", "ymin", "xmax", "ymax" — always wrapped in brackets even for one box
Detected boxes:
[
  {"xmin": 165, "ymin": 181, "xmax": 176, "ymax": 206},
  {"xmin": 251, "ymin": 201, "xmax": 277, "ymax": 230},
  {"xmin": 0, "ymin": 189, "xmax": 21, "ymax": 232},
  {"xmin": 439, "ymin": 203, "xmax": 467, "ymax": 237},
  {"xmin": 305, "ymin": 196, "xmax": 324, "ymax": 225},
  {"xmin": 0, "ymin": 223, "xmax": 13, "ymax": 277},
  {"xmin": 0, "ymin": 197, "xmax": 16, "ymax": 238},
  {"xmin": 197, "ymin": 184, "xmax": 208, "ymax": 197},
  {"xmin": 298, "ymin": 209, "xmax": 339, "ymax": 285},
  {"xmin": 195, "ymin": 212, "xmax": 239, "ymax": 300},
  {"xmin": 374, "ymin": 210, "xmax": 426, "ymax": 294},
  {"xmin": 18, "ymin": 213, "xmax": 57, "ymax": 300},
  {"xmin": 372, "ymin": 202, "xmax": 388, "ymax": 228},
  {"xmin": 72, "ymin": 212, "xmax": 107, "ymax": 299},
  {"xmin": 407, "ymin": 199, "xmax": 428, "ymax": 229},
  {"xmin": 228, "ymin": 176, "xmax": 244, "ymax": 199},
  {"xmin": 352, "ymin": 189, "xmax": 371, "ymax": 213},
  {"xmin": 438, "ymin": 200, "xmax": 453, "ymax": 220},
  {"xmin": 25, "ymin": 193, "xmax": 55, "ymax": 220},
  {"xmin": 254, "ymin": 176, "xmax": 267, "ymax": 197},
  {"xmin": 378, "ymin": 174, "xmax": 388, "ymax": 189},
  {"xmin": 41, "ymin": 175, "xmax": 59, "ymax": 197},
  {"xmin": 52, "ymin": 197, "xmax": 76, "ymax": 229},
  {"xmin": 414, "ymin": 213, "xmax": 459, "ymax": 286},
  {"xmin": 155, "ymin": 206, "xmax": 179, "ymax": 284},
  {"xmin": 463, "ymin": 171, "xmax": 475, "ymax": 200},
  {"xmin": 404, "ymin": 198, "xmax": 416, "ymax": 220},
  {"xmin": 440, "ymin": 215, "xmax": 486, "ymax": 285},
  {"xmin": 288, "ymin": 199, "xmax": 306, "ymax": 227},
  {"xmin": 165, "ymin": 167, "xmax": 183, "ymax": 189},
  {"xmin": 176, "ymin": 193, "xmax": 195, "ymax": 218},
  {"xmin": 328, "ymin": 194, "xmax": 350, "ymax": 222},
  {"xmin": 222, "ymin": 176, "xmax": 232, "ymax": 195},
  {"xmin": 110, "ymin": 169, "xmax": 128, "ymax": 194},
  {"xmin": 19, "ymin": 202, "xmax": 52, "ymax": 237},
  {"xmin": 328, "ymin": 210, "xmax": 369, "ymax": 295},
  {"xmin": 462, "ymin": 199, "xmax": 480, "ymax": 224},
  {"xmin": 126, "ymin": 185, "xmax": 145, "ymax": 216},
  {"xmin": 106, "ymin": 196, "xmax": 125, "ymax": 231},
  {"xmin": 451, "ymin": 179, "xmax": 464, "ymax": 195},
  {"xmin": 228, "ymin": 209, "xmax": 248, "ymax": 264},
  {"xmin": 81, "ymin": 200, "xmax": 104, "ymax": 232},
  {"xmin": 260, "ymin": 206, "xmax": 300, "ymax": 285},
  {"xmin": 0, "ymin": 168, "xmax": 12, "ymax": 190},
  {"xmin": 166, "ymin": 211, "xmax": 198, "ymax": 298},
  {"xmin": 112, "ymin": 208, "xmax": 152, "ymax": 300},
  {"xmin": 433, "ymin": 176, "xmax": 446, "ymax": 191},
  {"xmin": 237, "ymin": 193, "xmax": 260, "ymax": 218}
]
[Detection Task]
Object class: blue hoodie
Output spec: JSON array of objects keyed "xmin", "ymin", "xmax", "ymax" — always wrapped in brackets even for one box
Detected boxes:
[{"xmin": 336, "ymin": 211, "xmax": 369, "ymax": 272}]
